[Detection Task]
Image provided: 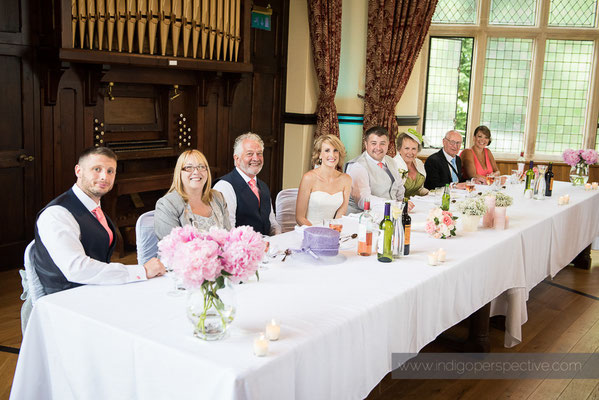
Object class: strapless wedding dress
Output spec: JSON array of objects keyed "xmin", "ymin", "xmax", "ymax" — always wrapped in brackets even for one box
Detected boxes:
[{"xmin": 305, "ymin": 191, "xmax": 343, "ymax": 225}]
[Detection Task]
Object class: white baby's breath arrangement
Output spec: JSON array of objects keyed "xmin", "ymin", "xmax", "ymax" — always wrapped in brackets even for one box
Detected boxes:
[
  {"xmin": 456, "ymin": 197, "xmax": 488, "ymax": 216},
  {"xmin": 495, "ymin": 192, "xmax": 513, "ymax": 207}
]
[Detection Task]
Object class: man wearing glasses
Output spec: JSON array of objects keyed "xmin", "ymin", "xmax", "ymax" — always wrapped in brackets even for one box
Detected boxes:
[{"xmin": 424, "ymin": 130, "xmax": 468, "ymax": 190}]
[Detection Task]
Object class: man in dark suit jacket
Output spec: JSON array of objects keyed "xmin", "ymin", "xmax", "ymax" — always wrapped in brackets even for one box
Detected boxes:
[{"xmin": 424, "ymin": 130, "xmax": 468, "ymax": 190}]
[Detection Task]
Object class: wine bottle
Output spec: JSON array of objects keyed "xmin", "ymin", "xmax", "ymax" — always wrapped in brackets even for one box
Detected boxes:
[
  {"xmin": 358, "ymin": 200, "xmax": 375, "ymax": 256},
  {"xmin": 517, "ymin": 151, "xmax": 525, "ymax": 174},
  {"xmin": 391, "ymin": 201, "xmax": 404, "ymax": 259},
  {"xmin": 545, "ymin": 162, "xmax": 554, "ymax": 197},
  {"xmin": 402, "ymin": 199, "xmax": 411, "ymax": 256},
  {"xmin": 377, "ymin": 202, "xmax": 393, "ymax": 263},
  {"xmin": 525, "ymin": 160, "xmax": 534, "ymax": 193},
  {"xmin": 441, "ymin": 183, "xmax": 450, "ymax": 211}
]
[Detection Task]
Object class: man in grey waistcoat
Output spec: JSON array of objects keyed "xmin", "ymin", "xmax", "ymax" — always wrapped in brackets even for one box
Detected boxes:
[{"xmin": 345, "ymin": 126, "xmax": 406, "ymax": 216}]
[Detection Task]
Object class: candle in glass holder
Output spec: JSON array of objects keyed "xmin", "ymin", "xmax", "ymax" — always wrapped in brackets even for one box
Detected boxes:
[
  {"xmin": 593, "ymin": 182, "xmax": 598, "ymax": 190},
  {"xmin": 253, "ymin": 333, "xmax": 269, "ymax": 356},
  {"xmin": 427, "ymin": 252, "xmax": 438, "ymax": 266},
  {"xmin": 437, "ymin": 248, "xmax": 446, "ymax": 262},
  {"xmin": 585, "ymin": 183, "xmax": 592, "ymax": 191},
  {"xmin": 265, "ymin": 319, "xmax": 280, "ymax": 341}
]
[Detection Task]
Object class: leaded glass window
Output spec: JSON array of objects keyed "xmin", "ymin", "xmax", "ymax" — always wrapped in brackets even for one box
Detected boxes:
[{"xmin": 536, "ymin": 40, "xmax": 594, "ymax": 154}]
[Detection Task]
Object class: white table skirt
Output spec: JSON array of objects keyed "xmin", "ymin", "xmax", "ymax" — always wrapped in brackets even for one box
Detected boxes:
[{"xmin": 11, "ymin": 181, "xmax": 599, "ymax": 400}]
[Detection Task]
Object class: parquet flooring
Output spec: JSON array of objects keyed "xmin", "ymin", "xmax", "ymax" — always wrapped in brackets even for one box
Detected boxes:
[{"xmin": 1, "ymin": 254, "xmax": 598, "ymax": 400}]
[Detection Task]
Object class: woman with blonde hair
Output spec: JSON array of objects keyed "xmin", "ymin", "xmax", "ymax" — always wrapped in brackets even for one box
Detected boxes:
[
  {"xmin": 295, "ymin": 134, "xmax": 352, "ymax": 226},
  {"xmin": 393, "ymin": 130, "xmax": 429, "ymax": 198},
  {"xmin": 154, "ymin": 150, "xmax": 231, "ymax": 239}
]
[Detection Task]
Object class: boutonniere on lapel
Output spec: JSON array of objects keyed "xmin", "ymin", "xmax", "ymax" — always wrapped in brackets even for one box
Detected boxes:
[{"xmin": 398, "ymin": 169, "xmax": 408, "ymax": 180}]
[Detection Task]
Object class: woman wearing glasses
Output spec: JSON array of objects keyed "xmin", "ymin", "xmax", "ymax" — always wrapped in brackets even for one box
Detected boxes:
[{"xmin": 154, "ymin": 149, "xmax": 231, "ymax": 239}]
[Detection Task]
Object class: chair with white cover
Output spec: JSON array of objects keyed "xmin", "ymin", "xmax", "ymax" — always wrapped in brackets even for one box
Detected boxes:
[
  {"xmin": 275, "ymin": 188, "xmax": 298, "ymax": 233},
  {"xmin": 136, "ymin": 210, "xmax": 159, "ymax": 265},
  {"xmin": 20, "ymin": 240, "xmax": 46, "ymax": 333}
]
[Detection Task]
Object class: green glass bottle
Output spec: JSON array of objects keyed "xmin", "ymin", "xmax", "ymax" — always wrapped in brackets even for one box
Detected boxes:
[
  {"xmin": 525, "ymin": 160, "xmax": 534, "ymax": 193},
  {"xmin": 377, "ymin": 202, "xmax": 393, "ymax": 263},
  {"xmin": 441, "ymin": 184, "xmax": 451, "ymax": 211}
]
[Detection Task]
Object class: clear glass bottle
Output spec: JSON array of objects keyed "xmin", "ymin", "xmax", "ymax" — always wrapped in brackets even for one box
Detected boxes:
[
  {"xmin": 391, "ymin": 201, "xmax": 404, "ymax": 259},
  {"xmin": 358, "ymin": 201, "xmax": 375, "ymax": 256}
]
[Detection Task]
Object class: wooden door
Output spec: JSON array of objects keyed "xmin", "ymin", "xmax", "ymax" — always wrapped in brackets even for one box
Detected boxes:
[{"xmin": 0, "ymin": 0, "xmax": 38, "ymax": 270}]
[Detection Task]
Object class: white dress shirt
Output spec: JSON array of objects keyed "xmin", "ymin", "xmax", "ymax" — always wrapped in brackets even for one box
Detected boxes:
[
  {"xmin": 36, "ymin": 184, "xmax": 147, "ymax": 285},
  {"xmin": 213, "ymin": 167, "xmax": 281, "ymax": 235},
  {"xmin": 346, "ymin": 152, "xmax": 403, "ymax": 213}
]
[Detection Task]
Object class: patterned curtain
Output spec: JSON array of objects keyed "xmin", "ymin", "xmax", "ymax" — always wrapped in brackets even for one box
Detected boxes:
[
  {"xmin": 307, "ymin": 0, "xmax": 342, "ymax": 138},
  {"xmin": 363, "ymin": 0, "xmax": 438, "ymax": 156}
]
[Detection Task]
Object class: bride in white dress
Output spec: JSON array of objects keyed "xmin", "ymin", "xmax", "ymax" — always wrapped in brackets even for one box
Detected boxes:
[{"xmin": 296, "ymin": 135, "xmax": 352, "ymax": 226}]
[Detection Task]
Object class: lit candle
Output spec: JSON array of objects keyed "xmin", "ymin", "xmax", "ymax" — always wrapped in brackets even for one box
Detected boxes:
[
  {"xmin": 585, "ymin": 183, "xmax": 592, "ymax": 191},
  {"xmin": 564, "ymin": 194, "xmax": 570, "ymax": 204},
  {"xmin": 427, "ymin": 252, "xmax": 438, "ymax": 266},
  {"xmin": 253, "ymin": 333, "xmax": 269, "ymax": 357},
  {"xmin": 593, "ymin": 182, "xmax": 598, "ymax": 190},
  {"xmin": 437, "ymin": 248, "xmax": 446, "ymax": 262},
  {"xmin": 265, "ymin": 319, "xmax": 281, "ymax": 341}
]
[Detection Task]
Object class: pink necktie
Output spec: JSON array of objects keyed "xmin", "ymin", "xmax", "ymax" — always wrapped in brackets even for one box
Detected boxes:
[
  {"xmin": 248, "ymin": 178, "xmax": 260, "ymax": 204},
  {"xmin": 378, "ymin": 162, "xmax": 384, "ymax": 169},
  {"xmin": 92, "ymin": 207, "xmax": 114, "ymax": 245}
]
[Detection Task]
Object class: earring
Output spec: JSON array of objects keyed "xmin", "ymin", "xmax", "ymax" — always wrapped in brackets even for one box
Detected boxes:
[{"xmin": 318, "ymin": 158, "xmax": 322, "ymax": 165}]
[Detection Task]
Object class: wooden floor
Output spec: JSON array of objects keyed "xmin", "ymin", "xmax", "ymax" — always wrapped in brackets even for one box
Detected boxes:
[{"xmin": 1, "ymin": 255, "xmax": 598, "ymax": 400}]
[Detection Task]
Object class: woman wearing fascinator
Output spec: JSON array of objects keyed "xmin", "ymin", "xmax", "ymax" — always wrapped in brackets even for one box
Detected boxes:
[
  {"xmin": 393, "ymin": 129, "xmax": 429, "ymax": 199},
  {"xmin": 295, "ymin": 134, "xmax": 352, "ymax": 226}
]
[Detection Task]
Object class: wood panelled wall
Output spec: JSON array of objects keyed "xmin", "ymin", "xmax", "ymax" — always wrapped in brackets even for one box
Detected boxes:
[
  {"xmin": 0, "ymin": 0, "xmax": 39, "ymax": 270},
  {"xmin": 0, "ymin": 0, "xmax": 289, "ymax": 270}
]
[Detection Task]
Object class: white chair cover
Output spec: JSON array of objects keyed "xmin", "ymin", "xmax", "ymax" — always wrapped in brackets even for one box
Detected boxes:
[
  {"xmin": 24, "ymin": 241, "xmax": 45, "ymax": 304},
  {"xmin": 593, "ymin": 237, "xmax": 599, "ymax": 250},
  {"xmin": 275, "ymin": 188, "xmax": 298, "ymax": 233},
  {"xmin": 21, "ymin": 240, "xmax": 46, "ymax": 333},
  {"xmin": 136, "ymin": 210, "xmax": 159, "ymax": 265}
]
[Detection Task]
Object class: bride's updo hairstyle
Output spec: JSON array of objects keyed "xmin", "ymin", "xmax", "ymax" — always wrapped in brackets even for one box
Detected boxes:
[{"xmin": 311, "ymin": 134, "xmax": 347, "ymax": 171}]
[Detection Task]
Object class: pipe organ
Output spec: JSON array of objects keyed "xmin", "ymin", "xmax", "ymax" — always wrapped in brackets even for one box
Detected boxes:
[{"xmin": 70, "ymin": 0, "xmax": 242, "ymax": 61}]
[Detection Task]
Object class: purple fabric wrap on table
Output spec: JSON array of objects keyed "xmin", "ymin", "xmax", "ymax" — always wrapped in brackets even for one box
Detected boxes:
[{"xmin": 301, "ymin": 227, "xmax": 340, "ymax": 257}]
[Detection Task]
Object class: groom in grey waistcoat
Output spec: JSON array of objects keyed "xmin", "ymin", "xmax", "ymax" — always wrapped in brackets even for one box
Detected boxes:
[{"xmin": 345, "ymin": 126, "xmax": 405, "ymax": 216}]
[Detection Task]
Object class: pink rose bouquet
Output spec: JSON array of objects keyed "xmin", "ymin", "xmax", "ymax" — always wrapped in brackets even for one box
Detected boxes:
[
  {"xmin": 158, "ymin": 225, "xmax": 266, "ymax": 338},
  {"xmin": 563, "ymin": 149, "xmax": 598, "ymax": 167},
  {"xmin": 425, "ymin": 207, "xmax": 458, "ymax": 239},
  {"xmin": 158, "ymin": 225, "xmax": 266, "ymax": 288}
]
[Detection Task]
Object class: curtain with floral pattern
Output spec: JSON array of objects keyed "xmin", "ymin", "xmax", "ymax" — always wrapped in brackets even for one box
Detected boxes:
[
  {"xmin": 363, "ymin": 0, "xmax": 437, "ymax": 156},
  {"xmin": 307, "ymin": 0, "xmax": 343, "ymax": 138}
]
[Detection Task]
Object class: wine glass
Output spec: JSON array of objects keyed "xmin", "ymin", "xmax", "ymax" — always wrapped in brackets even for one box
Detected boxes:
[
  {"xmin": 260, "ymin": 236, "xmax": 271, "ymax": 270},
  {"xmin": 328, "ymin": 219, "xmax": 343, "ymax": 233},
  {"xmin": 465, "ymin": 180, "xmax": 476, "ymax": 197}
]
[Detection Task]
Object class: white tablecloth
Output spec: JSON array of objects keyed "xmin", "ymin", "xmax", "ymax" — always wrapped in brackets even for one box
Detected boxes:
[{"xmin": 11, "ymin": 182, "xmax": 599, "ymax": 400}]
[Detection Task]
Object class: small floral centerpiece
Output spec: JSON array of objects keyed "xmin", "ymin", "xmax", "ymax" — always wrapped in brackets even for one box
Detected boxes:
[
  {"xmin": 494, "ymin": 192, "xmax": 513, "ymax": 208},
  {"xmin": 563, "ymin": 149, "xmax": 598, "ymax": 186},
  {"xmin": 456, "ymin": 197, "xmax": 487, "ymax": 232},
  {"xmin": 158, "ymin": 225, "xmax": 266, "ymax": 340},
  {"xmin": 456, "ymin": 197, "xmax": 487, "ymax": 216},
  {"xmin": 425, "ymin": 207, "xmax": 458, "ymax": 239}
]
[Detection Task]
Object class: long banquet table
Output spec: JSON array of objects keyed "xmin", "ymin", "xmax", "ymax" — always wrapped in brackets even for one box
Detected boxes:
[{"xmin": 10, "ymin": 181, "xmax": 599, "ymax": 400}]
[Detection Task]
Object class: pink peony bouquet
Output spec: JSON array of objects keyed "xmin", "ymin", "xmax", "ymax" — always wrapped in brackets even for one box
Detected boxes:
[
  {"xmin": 563, "ymin": 149, "xmax": 599, "ymax": 167},
  {"xmin": 158, "ymin": 225, "xmax": 266, "ymax": 288},
  {"xmin": 425, "ymin": 207, "xmax": 458, "ymax": 239}
]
